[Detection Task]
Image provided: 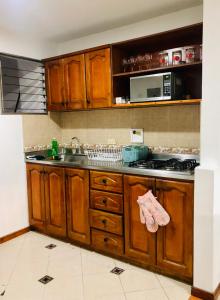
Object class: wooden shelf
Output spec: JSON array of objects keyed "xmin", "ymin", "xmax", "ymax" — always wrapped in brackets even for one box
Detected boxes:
[
  {"xmin": 113, "ymin": 61, "xmax": 202, "ymax": 78},
  {"xmin": 111, "ymin": 99, "xmax": 201, "ymax": 108}
]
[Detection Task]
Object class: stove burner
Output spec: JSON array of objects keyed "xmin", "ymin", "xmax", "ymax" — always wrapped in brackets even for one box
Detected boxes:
[{"xmin": 129, "ymin": 158, "xmax": 199, "ymax": 173}]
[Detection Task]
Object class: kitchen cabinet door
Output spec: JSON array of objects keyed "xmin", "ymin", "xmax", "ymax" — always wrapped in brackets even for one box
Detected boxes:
[
  {"xmin": 156, "ymin": 179, "xmax": 193, "ymax": 279},
  {"xmin": 63, "ymin": 55, "xmax": 87, "ymax": 110},
  {"xmin": 45, "ymin": 59, "xmax": 65, "ymax": 111},
  {"xmin": 26, "ymin": 163, "xmax": 45, "ymax": 232},
  {"xmin": 65, "ymin": 169, "xmax": 90, "ymax": 245},
  {"xmin": 124, "ymin": 175, "xmax": 156, "ymax": 266},
  {"xmin": 44, "ymin": 166, "xmax": 66, "ymax": 238},
  {"xmin": 85, "ymin": 48, "xmax": 112, "ymax": 108}
]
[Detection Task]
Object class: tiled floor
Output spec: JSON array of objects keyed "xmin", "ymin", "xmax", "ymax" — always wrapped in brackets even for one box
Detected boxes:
[{"xmin": 0, "ymin": 231, "xmax": 192, "ymax": 300}]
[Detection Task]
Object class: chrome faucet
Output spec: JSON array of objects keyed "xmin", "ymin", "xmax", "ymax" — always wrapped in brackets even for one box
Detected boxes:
[{"xmin": 71, "ymin": 137, "xmax": 84, "ymax": 154}]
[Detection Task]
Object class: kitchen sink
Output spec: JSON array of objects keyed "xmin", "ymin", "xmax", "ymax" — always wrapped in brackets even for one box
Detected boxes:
[{"xmin": 44, "ymin": 154, "xmax": 87, "ymax": 164}]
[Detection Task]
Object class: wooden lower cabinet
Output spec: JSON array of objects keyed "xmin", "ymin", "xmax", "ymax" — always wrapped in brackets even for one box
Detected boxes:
[
  {"xmin": 91, "ymin": 229, "xmax": 124, "ymax": 256},
  {"xmin": 26, "ymin": 163, "xmax": 193, "ymax": 281},
  {"xmin": 26, "ymin": 164, "xmax": 46, "ymax": 231},
  {"xmin": 44, "ymin": 166, "xmax": 66, "ymax": 238},
  {"xmin": 156, "ymin": 179, "xmax": 193, "ymax": 279},
  {"xmin": 124, "ymin": 175, "xmax": 156, "ymax": 266},
  {"xmin": 26, "ymin": 164, "xmax": 66, "ymax": 238},
  {"xmin": 65, "ymin": 169, "xmax": 90, "ymax": 245}
]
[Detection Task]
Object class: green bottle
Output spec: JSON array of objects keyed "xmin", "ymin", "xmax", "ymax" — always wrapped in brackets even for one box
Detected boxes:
[{"xmin": 51, "ymin": 138, "xmax": 59, "ymax": 159}]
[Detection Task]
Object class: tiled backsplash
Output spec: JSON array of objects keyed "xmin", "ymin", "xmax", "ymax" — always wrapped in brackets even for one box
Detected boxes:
[
  {"xmin": 60, "ymin": 105, "xmax": 200, "ymax": 147},
  {"xmin": 22, "ymin": 105, "xmax": 200, "ymax": 153}
]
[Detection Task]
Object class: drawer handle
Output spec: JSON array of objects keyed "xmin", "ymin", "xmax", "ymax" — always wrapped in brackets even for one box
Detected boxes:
[
  {"xmin": 102, "ymin": 179, "xmax": 107, "ymax": 184},
  {"xmin": 102, "ymin": 198, "xmax": 107, "ymax": 204},
  {"xmin": 104, "ymin": 237, "xmax": 108, "ymax": 242},
  {"xmin": 102, "ymin": 219, "xmax": 107, "ymax": 225}
]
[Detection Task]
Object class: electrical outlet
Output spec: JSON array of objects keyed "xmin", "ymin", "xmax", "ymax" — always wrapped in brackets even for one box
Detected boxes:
[{"xmin": 130, "ymin": 129, "xmax": 144, "ymax": 143}]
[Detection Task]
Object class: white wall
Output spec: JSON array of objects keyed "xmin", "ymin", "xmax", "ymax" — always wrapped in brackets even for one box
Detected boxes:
[
  {"xmin": 0, "ymin": 29, "xmax": 57, "ymax": 59},
  {"xmin": 0, "ymin": 30, "xmax": 57, "ymax": 237},
  {"xmin": 194, "ymin": 0, "xmax": 220, "ymax": 293},
  {"xmin": 0, "ymin": 116, "xmax": 29, "ymax": 237},
  {"xmin": 57, "ymin": 5, "xmax": 203, "ymax": 55}
]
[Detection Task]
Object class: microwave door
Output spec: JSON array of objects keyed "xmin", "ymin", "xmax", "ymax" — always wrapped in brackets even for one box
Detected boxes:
[{"xmin": 130, "ymin": 73, "xmax": 171, "ymax": 102}]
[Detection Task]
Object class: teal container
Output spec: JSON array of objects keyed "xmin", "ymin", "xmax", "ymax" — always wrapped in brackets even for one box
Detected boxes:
[{"xmin": 122, "ymin": 145, "xmax": 148, "ymax": 162}]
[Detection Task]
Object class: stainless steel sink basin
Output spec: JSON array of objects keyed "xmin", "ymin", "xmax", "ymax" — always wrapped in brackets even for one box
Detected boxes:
[
  {"xmin": 61, "ymin": 154, "xmax": 86, "ymax": 163},
  {"xmin": 44, "ymin": 154, "xmax": 87, "ymax": 164}
]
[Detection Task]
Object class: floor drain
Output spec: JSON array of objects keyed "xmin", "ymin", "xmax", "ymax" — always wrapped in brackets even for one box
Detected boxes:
[
  {"xmin": 45, "ymin": 244, "xmax": 57, "ymax": 249},
  {"xmin": 110, "ymin": 267, "xmax": 124, "ymax": 275},
  {"xmin": 38, "ymin": 275, "xmax": 54, "ymax": 284}
]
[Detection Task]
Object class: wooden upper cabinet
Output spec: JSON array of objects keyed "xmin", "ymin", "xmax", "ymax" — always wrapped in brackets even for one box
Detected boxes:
[
  {"xmin": 85, "ymin": 48, "xmax": 112, "ymax": 108},
  {"xmin": 63, "ymin": 55, "xmax": 87, "ymax": 110},
  {"xmin": 44, "ymin": 166, "xmax": 66, "ymax": 238},
  {"xmin": 26, "ymin": 163, "xmax": 45, "ymax": 232},
  {"xmin": 156, "ymin": 179, "xmax": 193, "ymax": 279},
  {"xmin": 45, "ymin": 59, "xmax": 65, "ymax": 111},
  {"xmin": 65, "ymin": 168, "xmax": 90, "ymax": 245},
  {"xmin": 124, "ymin": 175, "xmax": 156, "ymax": 266}
]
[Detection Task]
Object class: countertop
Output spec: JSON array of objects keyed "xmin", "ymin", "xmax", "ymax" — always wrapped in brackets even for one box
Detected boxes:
[{"xmin": 25, "ymin": 156, "xmax": 195, "ymax": 181}]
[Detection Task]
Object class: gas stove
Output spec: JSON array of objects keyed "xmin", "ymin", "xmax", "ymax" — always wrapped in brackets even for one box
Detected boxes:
[{"xmin": 128, "ymin": 154, "xmax": 199, "ymax": 175}]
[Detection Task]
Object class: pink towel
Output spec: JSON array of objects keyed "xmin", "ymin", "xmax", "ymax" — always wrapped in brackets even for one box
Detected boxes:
[{"xmin": 137, "ymin": 190, "xmax": 170, "ymax": 233}]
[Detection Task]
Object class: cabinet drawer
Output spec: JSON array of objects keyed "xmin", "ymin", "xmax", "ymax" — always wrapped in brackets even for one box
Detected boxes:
[
  {"xmin": 89, "ymin": 209, "xmax": 123, "ymax": 235},
  {"xmin": 91, "ymin": 229, "xmax": 124, "ymax": 256},
  {"xmin": 90, "ymin": 190, "xmax": 123, "ymax": 214},
  {"xmin": 90, "ymin": 171, "xmax": 123, "ymax": 193}
]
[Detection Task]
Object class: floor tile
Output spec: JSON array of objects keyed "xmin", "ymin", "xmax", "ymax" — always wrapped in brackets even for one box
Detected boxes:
[
  {"xmin": 81, "ymin": 250, "xmax": 115, "ymax": 275},
  {"xmin": 3, "ymin": 278, "xmax": 45, "ymax": 300},
  {"xmin": 48, "ymin": 254, "xmax": 82, "ymax": 278},
  {"xmin": 43, "ymin": 275, "xmax": 84, "ymax": 300},
  {"xmin": 157, "ymin": 274, "xmax": 189, "ymax": 289},
  {"xmin": 114, "ymin": 259, "xmax": 134, "ymax": 271},
  {"xmin": 92, "ymin": 292, "xmax": 126, "ymax": 300},
  {"xmin": 126, "ymin": 288, "xmax": 169, "ymax": 300},
  {"xmin": 0, "ymin": 284, "xmax": 6, "ymax": 295},
  {"xmin": 83, "ymin": 272, "xmax": 124, "ymax": 300},
  {"xmin": 0, "ymin": 232, "xmax": 193, "ymax": 300},
  {"xmin": 120, "ymin": 267, "xmax": 161, "ymax": 292},
  {"xmin": 164, "ymin": 283, "xmax": 191, "ymax": 300}
]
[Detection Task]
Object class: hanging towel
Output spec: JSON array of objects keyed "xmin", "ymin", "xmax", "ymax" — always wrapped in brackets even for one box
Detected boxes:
[{"xmin": 137, "ymin": 190, "xmax": 170, "ymax": 233}]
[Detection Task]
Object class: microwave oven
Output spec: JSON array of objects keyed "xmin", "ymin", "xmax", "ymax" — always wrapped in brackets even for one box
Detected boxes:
[{"xmin": 130, "ymin": 72, "xmax": 183, "ymax": 102}]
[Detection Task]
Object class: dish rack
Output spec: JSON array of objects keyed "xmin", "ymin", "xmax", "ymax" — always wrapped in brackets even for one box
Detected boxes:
[{"xmin": 87, "ymin": 145, "xmax": 122, "ymax": 162}]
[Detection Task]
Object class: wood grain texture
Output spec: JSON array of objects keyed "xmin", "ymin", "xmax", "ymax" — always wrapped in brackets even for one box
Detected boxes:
[
  {"xmin": 44, "ymin": 166, "xmax": 66, "ymax": 238},
  {"xmin": 89, "ymin": 209, "xmax": 123, "ymax": 235},
  {"xmin": 124, "ymin": 175, "xmax": 156, "ymax": 266},
  {"xmin": 91, "ymin": 229, "xmax": 124, "ymax": 256},
  {"xmin": 45, "ymin": 59, "xmax": 65, "ymax": 111},
  {"xmin": 111, "ymin": 99, "xmax": 201, "ymax": 108},
  {"xmin": 156, "ymin": 179, "xmax": 193, "ymax": 280},
  {"xmin": 0, "ymin": 227, "xmax": 30, "ymax": 244},
  {"xmin": 85, "ymin": 48, "xmax": 112, "ymax": 108},
  {"xmin": 26, "ymin": 163, "xmax": 46, "ymax": 231},
  {"xmin": 65, "ymin": 168, "xmax": 90, "ymax": 245},
  {"xmin": 90, "ymin": 189, "xmax": 123, "ymax": 214},
  {"xmin": 191, "ymin": 283, "xmax": 220, "ymax": 300},
  {"xmin": 90, "ymin": 171, "xmax": 123, "ymax": 193},
  {"xmin": 63, "ymin": 54, "xmax": 87, "ymax": 110}
]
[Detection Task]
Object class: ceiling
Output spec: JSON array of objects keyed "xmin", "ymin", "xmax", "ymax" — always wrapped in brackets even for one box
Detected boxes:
[{"xmin": 0, "ymin": 0, "xmax": 202, "ymax": 43}]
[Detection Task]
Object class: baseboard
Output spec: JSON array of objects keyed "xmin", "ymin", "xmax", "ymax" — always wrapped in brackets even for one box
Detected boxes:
[
  {"xmin": 191, "ymin": 283, "xmax": 220, "ymax": 300},
  {"xmin": 0, "ymin": 227, "xmax": 30, "ymax": 244}
]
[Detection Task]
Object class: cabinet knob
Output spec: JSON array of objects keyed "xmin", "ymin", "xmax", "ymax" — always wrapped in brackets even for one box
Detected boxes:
[
  {"xmin": 87, "ymin": 99, "xmax": 91, "ymax": 105},
  {"xmin": 102, "ymin": 219, "xmax": 107, "ymax": 225},
  {"xmin": 102, "ymin": 179, "xmax": 107, "ymax": 184},
  {"xmin": 104, "ymin": 237, "xmax": 108, "ymax": 242},
  {"xmin": 102, "ymin": 198, "xmax": 107, "ymax": 204}
]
